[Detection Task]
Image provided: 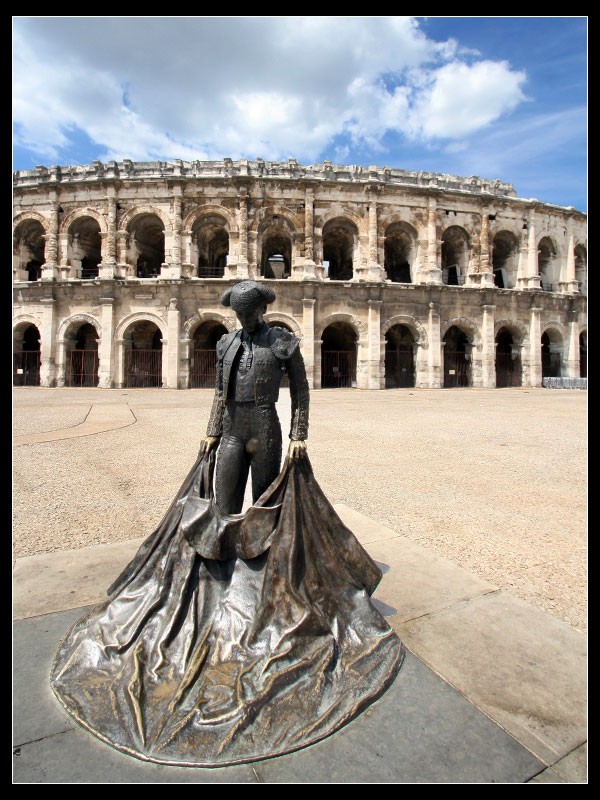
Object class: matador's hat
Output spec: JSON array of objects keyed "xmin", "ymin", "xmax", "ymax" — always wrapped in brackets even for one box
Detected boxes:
[{"xmin": 221, "ymin": 281, "xmax": 276, "ymax": 313}]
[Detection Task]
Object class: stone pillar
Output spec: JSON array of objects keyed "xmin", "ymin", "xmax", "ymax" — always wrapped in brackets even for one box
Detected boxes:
[
  {"xmin": 473, "ymin": 213, "xmax": 494, "ymax": 287},
  {"xmin": 427, "ymin": 302, "xmax": 442, "ymax": 387},
  {"xmin": 115, "ymin": 338, "xmax": 125, "ymax": 388},
  {"xmin": 565, "ymin": 319, "xmax": 580, "ymax": 378},
  {"xmin": 236, "ymin": 189, "xmax": 250, "ymax": 279},
  {"xmin": 98, "ymin": 297, "xmax": 115, "ymax": 388},
  {"xmin": 39, "ymin": 297, "xmax": 57, "ymax": 386},
  {"xmin": 528, "ymin": 306, "xmax": 543, "ymax": 387},
  {"xmin": 180, "ymin": 337, "xmax": 192, "ymax": 389},
  {"xmin": 116, "ymin": 231, "xmax": 130, "ymax": 277},
  {"xmin": 527, "ymin": 210, "xmax": 540, "ymax": 289},
  {"xmin": 516, "ymin": 228, "xmax": 529, "ymax": 288},
  {"xmin": 300, "ymin": 188, "xmax": 317, "ymax": 280},
  {"xmin": 99, "ymin": 192, "xmax": 117, "ymax": 279},
  {"xmin": 41, "ymin": 199, "xmax": 59, "ymax": 281},
  {"xmin": 426, "ymin": 197, "xmax": 442, "ymax": 283},
  {"xmin": 162, "ymin": 189, "xmax": 182, "ymax": 279},
  {"xmin": 55, "ymin": 338, "xmax": 67, "ymax": 387},
  {"xmin": 560, "ymin": 219, "xmax": 579, "ymax": 294},
  {"xmin": 302, "ymin": 298, "xmax": 316, "ymax": 389},
  {"xmin": 366, "ymin": 300, "xmax": 382, "ymax": 388},
  {"xmin": 366, "ymin": 199, "xmax": 383, "ymax": 281},
  {"xmin": 166, "ymin": 297, "xmax": 180, "ymax": 388},
  {"xmin": 481, "ymin": 304, "xmax": 496, "ymax": 387}
]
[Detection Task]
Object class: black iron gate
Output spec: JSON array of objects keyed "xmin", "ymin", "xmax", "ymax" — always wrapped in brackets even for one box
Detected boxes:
[
  {"xmin": 124, "ymin": 349, "xmax": 163, "ymax": 388},
  {"xmin": 322, "ymin": 350, "xmax": 355, "ymax": 388},
  {"xmin": 385, "ymin": 349, "xmax": 415, "ymax": 388},
  {"xmin": 444, "ymin": 351, "xmax": 470, "ymax": 388},
  {"xmin": 13, "ymin": 352, "xmax": 41, "ymax": 386},
  {"xmin": 190, "ymin": 349, "xmax": 217, "ymax": 388},
  {"xmin": 495, "ymin": 353, "xmax": 522, "ymax": 388},
  {"xmin": 67, "ymin": 350, "xmax": 99, "ymax": 387},
  {"xmin": 542, "ymin": 352, "xmax": 561, "ymax": 379}
]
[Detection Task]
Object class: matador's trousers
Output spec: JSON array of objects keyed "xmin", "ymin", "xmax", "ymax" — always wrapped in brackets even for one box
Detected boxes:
[{"xmin": 214, "ymin": 401, "xmax": 283, "ymax": 515}]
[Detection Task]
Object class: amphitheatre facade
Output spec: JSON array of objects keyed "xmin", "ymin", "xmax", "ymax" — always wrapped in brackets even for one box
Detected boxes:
[{"xmin": 13, "ymin": 158, "xmax": 587, "ymax": 390}]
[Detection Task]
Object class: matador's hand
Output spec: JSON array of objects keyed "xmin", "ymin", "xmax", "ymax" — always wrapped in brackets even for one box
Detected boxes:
[
  {"xmin": 198, "ymin": 436, "xmax": 219, "ymax": 457},
  {"xmin": 288, "ymin": 440, "xmax": 307, "ymax": 461}
]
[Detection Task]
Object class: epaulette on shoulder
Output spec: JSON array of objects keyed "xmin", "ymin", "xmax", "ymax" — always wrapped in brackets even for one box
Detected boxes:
[{"xmin": 269, "ymin": 327, "xmax": 299, "ymax": 360}]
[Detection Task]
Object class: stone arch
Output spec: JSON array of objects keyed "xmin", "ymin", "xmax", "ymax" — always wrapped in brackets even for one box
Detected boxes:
[
  {"xmin": 377, "ymin": 213, "xmax": 419, "ymax": 239},
  {"xmin": 574, "ymin": 243, "xmax": 587, "ymax": 295},
  {"xmin": 314, "ymin": 207, "xmax": 365, "ymax": 235},
  {"xmin": 60, "ymin": 207, "xmax": 108, "ymax": 234},
  {"xmin": 182, "ymin": 204, "xmax": 237, "ymax": 234},
  {"xmin": 13, "ymin": 215, "xmax": 48, "ymax": 278},
  {"xmin": 383, "ymin": 221, "xmax": 419, "ymax": 283},
  {"xmin": 492, "ymin": 230, "xmax": 520, "ymax": 289},
  {"xmin": 13, "ymin": 317, "xmax": 42, "ymax": 386},
  {"xmin": 58, "ymin": 313, "xmax": 102, "ymax": 341},
  {"xmin": 537, "ymin": 235, "xmax": 559, "ymax": 289},
  {"xmin": 441, "ymin": 225, "xmax": 471, "ymax": 285},
  {"xmin": 184, "ymin": 311, "xmax": 235, "ymax": 338},
  {"xmin": 13, "ymin": 314, "xmax": 43, "ymax": 335},
  {"xmin": 254, "ymin": 205, "xmax": 303, "ymax": 236},
  {"xmin": 541, "ymin": 324, "xmax": 567, "ymax": 379},
  {"xmin": 13, "ymin": 210, "xmax": 49, "ymax": 231},
  {"xmin": 494, "ymin": 320, "xmax": 527, "ymax": 388},
  {"xmin": 263, "ymin": 312, "xmax": 301, "ymax": 337},
  {"xmin": 442, "ymin": 320, "xmax": 477, "ymax": 388},
  {"xmin": 315, "ymin": 313, "xmax": 364, "ymax": 342},
  {"xmin": 381, "ymin": 314, "xmax": 428, "ymax": 346},
  {"xmin": 118, "ymin": 204, "xmax": 172, "ymax": 232},
  {"xmin": 116, "ymin": 312, "xmax": 167, "ymax": 342},
  {"xmin": 320, "ymin": 317, "xmax": 360, "ymax": 389},
  {"xmin": 441, "ymin": 317, "xmax": 482, "ymax": 347},
  {"xmin": 321, "ymin": 217, "xmax": 361, "ymax": 281},
  {"xmin": 494, "ymin": 318, "xmax": 529, "ymax": 343}
]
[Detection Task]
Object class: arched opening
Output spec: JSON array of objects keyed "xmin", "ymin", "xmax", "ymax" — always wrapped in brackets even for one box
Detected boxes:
[
  {"xmin": 322, "ymin": 219, "xmax": 356, "ymax": 281},
  {"xmin": 492, "ymin": 231, "xmax": 519, "ymax": 289},
  {"xmin": 321, "ymin": 322, "xmax": 357, "ymax": 388},
  {"xmin": 14, "ymin": 219, "xmax": 45, "ymax": 281},
  {"xmin": 193, "ymin": 217, "xmax": 229, "ymax": 278},
  {"xmin": 495, "ymin": 328, "xmax": 522, "ymax": 387},
  {"xmin": 261, "ymin": 228, "xmax": 292, "ymax": 278},
  {"xmin": 128, "ymin": 214, "xmax": 165, "ymax": 277},
  {"xmin": 385, "ymin": 325, "xmax": 415, "ymax": 388},
  {"xmin": 123, "ymin": 321, "xmax": 163, "ymax": 387},
  {"xmin": 575, "ymin": 245, "xmax": 587, "ymax": 296},
  {"xmin": 538, "ymin": 237, "xmax": 557, "ymax": 291},
  {"xmin": 443, "ymin": 326, "xmax": 471, "ymax": 387},
  {"xmin": 384, "ymin": 224, "xmax": 415, "ymax": 283},
  {"xmin": 441, "ymin": 226, "xmax": 470, "ymax": 285},
  {"xmin": 541, "ymin": 330, "xmax": 562, "ymax": 379},
  {"xmin": 580, "ymin": 332, "xmax": 587, "ymax": 378},
  {"xmin": 68, "ymin": 217, "xmax": 102, "ymax": 279},
  {"xmin": 13, "ymin": 324, "xmax": 41, "ymax": 386},
  {"xmin": 65, "ymin": 323, "xmax": 99, "ymax": 387},
  {"xmin": 190, "ymin": 321, "xmax": 228, "ymax": 388}
]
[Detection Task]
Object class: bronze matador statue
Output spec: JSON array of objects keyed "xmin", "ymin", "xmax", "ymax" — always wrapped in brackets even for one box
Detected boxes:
[{"xmin": 198, "ymin": 280, "xmax": 310, "ymax": 514}]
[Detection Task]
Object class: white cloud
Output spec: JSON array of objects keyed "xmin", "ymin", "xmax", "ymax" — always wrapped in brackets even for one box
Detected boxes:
[{"xmin": 13, "ymin": 17, "xmax": 530, "ymax": 166}]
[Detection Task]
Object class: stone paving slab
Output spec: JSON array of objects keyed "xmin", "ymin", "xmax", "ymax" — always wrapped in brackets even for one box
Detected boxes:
[{"xmin": 13, "ymin": 608, "xmax": 546, "ymax": 784}]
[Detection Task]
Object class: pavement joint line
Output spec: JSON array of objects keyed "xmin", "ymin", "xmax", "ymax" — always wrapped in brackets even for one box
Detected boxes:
[
  {"xmin": 14, "ymin": 728, "xmax": 75, "ymax": 750},
  {"xmin": 13, "ymin": 403, "xmax": 138, "ymax": 446}
]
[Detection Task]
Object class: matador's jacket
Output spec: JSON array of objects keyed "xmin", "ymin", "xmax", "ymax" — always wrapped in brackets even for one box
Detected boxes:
[{"xmin": 206, "ymin": 323, "xmax": 310, "ymax": 441}]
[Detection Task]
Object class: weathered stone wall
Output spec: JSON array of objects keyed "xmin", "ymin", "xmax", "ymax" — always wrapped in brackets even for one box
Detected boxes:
[{"xmin": 13, "ymin": 159, "xmax": 587, "ymax": 390}]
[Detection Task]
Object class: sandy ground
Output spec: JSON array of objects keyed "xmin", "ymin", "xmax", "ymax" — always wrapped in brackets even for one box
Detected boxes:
[{"xmin": 12, "ymin": 385, "xmax": 587, "ymax": 633}]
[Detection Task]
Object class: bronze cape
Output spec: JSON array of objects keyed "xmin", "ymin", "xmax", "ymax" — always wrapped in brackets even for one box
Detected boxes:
[{"xmin": 50, "ymin": 451, "xmax": 405, "ymax": 767}]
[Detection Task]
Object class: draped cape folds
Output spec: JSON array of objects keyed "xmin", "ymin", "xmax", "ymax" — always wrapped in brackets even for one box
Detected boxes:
[{"xmin": 50, "ymin": 452, "xmax": 405, "ymax": 767}]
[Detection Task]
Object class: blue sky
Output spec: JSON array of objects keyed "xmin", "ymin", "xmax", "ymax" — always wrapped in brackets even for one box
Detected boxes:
[{"xmin": 13, "ymin": 16, "xmax": 587, "ymax": 211}]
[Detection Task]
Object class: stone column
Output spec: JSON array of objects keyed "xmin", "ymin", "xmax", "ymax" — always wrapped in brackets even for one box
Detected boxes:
[
  {"xmin": 528, "ymin": 306, "xmax": 543, "ymax": 387},
  {"xmin": 41, "ymin": 198, "xmax": 59, "ymax": 281},
  {"xmin": 560, "ymin": 218, "xmax": 579, "ymax": 294},
  {"xmin": 179, "ymin": 337, "xmax": 192, "ymax": 389},
  {"xmin": 163, "ymin": 189, "xmax": 182, "ymax": 279},
  {"xmin": 166, "ymin": 297, "xmax": 180, "ymax": 388},
  {"xmin": 427, "ymin": 301, "xmax": 442, "ymax": 387},
  {"xmin": 300, "ymin": 187, "xmax": 317, "ymax": 280},
  {"xmin": 98, "ymin": 297, "xmax": 115, "ymax": 388},
  {"xmin": 565, "ymin": 318, "xmax": 580, "ymax": 378},
  {"xmin": 426, "ymin": 197, "xmax": 442, "ymax": 283},
  {"xmin": 116, "ymin": 231, "xmax": 130, "ymax": 277},
  {"xmin": 367, "ymin": 300, "xmax": 382, "ymax": 388},
  {"xmin": 473, "ymin": 213, "xmax": 494, "ymax": 287},
  {"xmin": 236, "ymin": 189, "xmax": 250, "ymax": 279},
  {"xmin": 115, "ymin": 337, "xmax": 125, "ymax": 388},
  {"xmin": 55, "ymin": 338, "xmax": 67, "ymax": 387},
  {"xmin": 481, "ymin": 304, "xmax": 496, "ymax": 387},
  {"xmin": 366, "ymin": 197, "xmax": 383, "ymax": 281},
  {"xmin": 527, "ymin": 209, "xmax": 541, "ymax": 289},
  {"xmin": 99, "ymin": 191, "xmax": 117, "ymax": 279},
  {"xmin": 39, "ymin": 297, "xmax": 57, "ymax": 386},
  {"xmin": 302, "ymin": 298, "xmax": 316, "ymax": 389}
]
